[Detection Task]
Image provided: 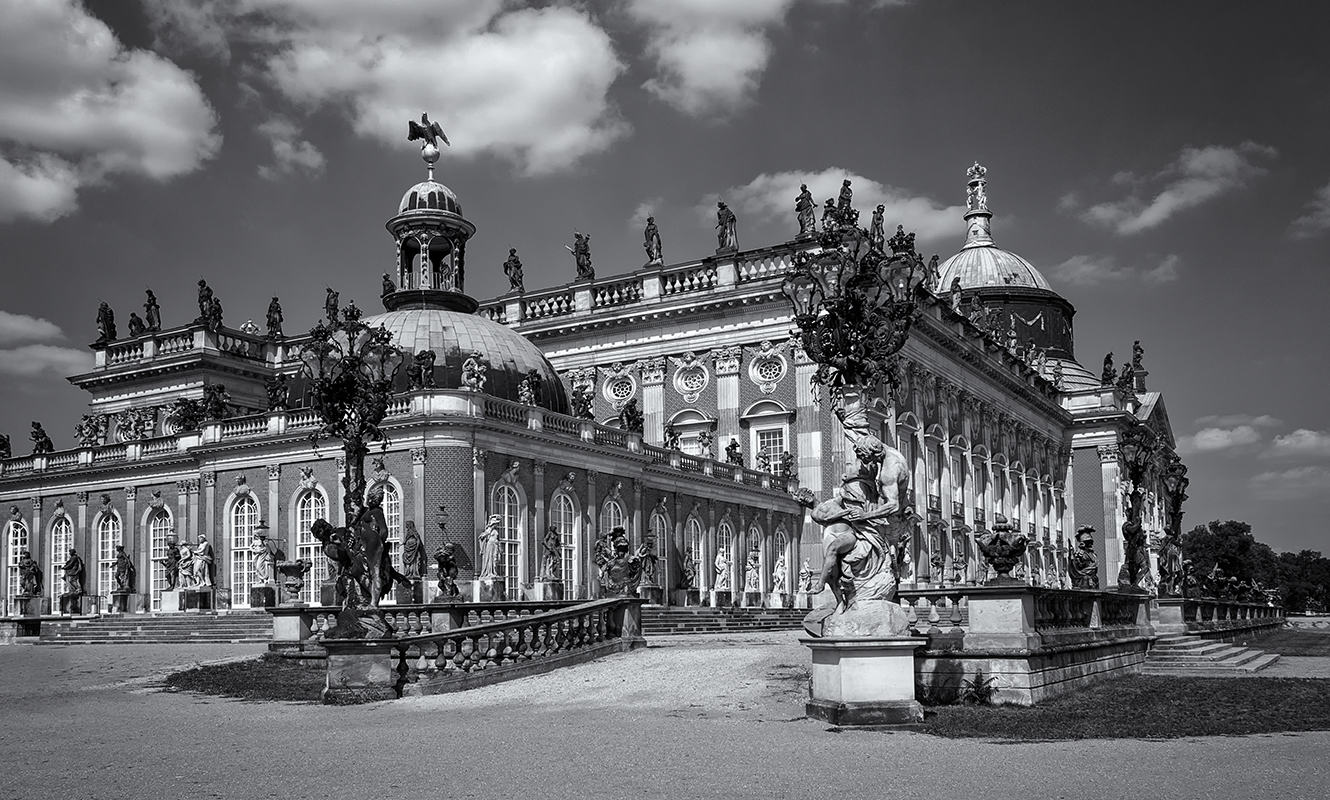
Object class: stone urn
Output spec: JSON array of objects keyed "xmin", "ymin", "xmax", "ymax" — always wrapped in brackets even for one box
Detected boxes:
[
  {"xmin": 277, "ymin": 559, "xmax": 311, "ymax": 605},
  {"xmin": 976, "ymin": 515, "xmax": 1028, "ymax": 584}
]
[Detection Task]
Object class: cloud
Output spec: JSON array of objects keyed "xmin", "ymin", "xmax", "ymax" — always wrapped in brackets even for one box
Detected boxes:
[
  {"xmin": 704, "ymin": 167, "xmax": 964, "ymax": 243},
  {"xmin": 0, "ymin": 344, "xmax": 92, "ymax": 377},
  {"xmin": 1068, "ymin": 142, "xmax": 1276, "ymax": 235},
  {"xmin": 626, "ymin": 0, "xmax": 797, "ymax": 117},
  {"xmin": 142, "ymin": 0, "xmax": 233, "ymax": 61},
  {"xmin": 1042, "ymin": 253, "xmax": 1183, "ymax": 287},
  {"xmin": 148, "ymin": 1, "xmax": 627, "ymax": 176},
  {"xmin": 1267, "ymin": 429, "xmax": 1330, "ymax": 459},
  {"xmin": 0, "ymin": 311, "xmax": 63, "ymax": 346},
  {"xmin": 1290, "ymin": 179, "xmax": 1330, "ymax": 239},
  {"xmin": 1250, "ymin": 466, "xmax": 1330, "ymax": 502},
  {"xmin": 0, "ymin": 0, "xmax": 221, "ymax": 223},
  {"xmin": 629, "ymin": 198, "xmax": 661, "ymax": 231},
  {"xmin": 1194, "ymin": 414, "xmax": 1282, "ymax": 429},
  {"xmin": 256, "ymin": 117, "xmax": 324, "ymax": 180},
  {"xmin": 1180, "ymin": 425, "xmax": 1264, "ymax": 453}
]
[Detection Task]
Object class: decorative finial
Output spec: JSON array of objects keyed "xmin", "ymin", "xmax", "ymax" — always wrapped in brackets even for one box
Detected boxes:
[
  {"xmin": 966, "ymin": 162, "xmax": 988, "ymax": 212},
  {"xmin": 962, "ymin": 161, "xmax": 995, "ymax": 249},
  {"xmin": 407, "ymin": 112, "xmax": 450, "ymax": 180}
]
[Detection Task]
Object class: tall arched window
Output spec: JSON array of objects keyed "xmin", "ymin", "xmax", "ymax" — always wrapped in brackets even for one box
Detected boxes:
[
  {"xmin": 494, "ymin": 484, "xmax": 522, "ymax": 598},
  {"xmin": 50, "ymin": 516, "xmax": 73, "ymax": 600},
  {"xmin": 685, "ymin": 517, "xmax": 704, "ymax": 589},
  {"xmin": 230, "ymin": 495, "xmax": 259, "ymax": 607},
  {"xmin": 148, "ymin": 510, "xmax": 173, "ymax": 609},
  {"xmin": 6, "ymin": 520, "xmax": 29, "ymax": 599},
  {"xmin": 382, "ymin": 483, "xmax": 403, "ymax": 571},
  {"xmin": 600, "ymin": 498, "xmax": 626, "ymax": 535},
  {"xmin": 649, "ymin": 512, "xmax": 669, "ymax": 550},
  {"xmin": 551, "ymin": 492, "xmax": 578, "ymax": 589},
  {"xmin": 96, "ymin": 514, "xmax": 122, "ymax": 598},
  {"xmin": 295, "ymin": 490, "xmax": 328, "ymax": 604}
]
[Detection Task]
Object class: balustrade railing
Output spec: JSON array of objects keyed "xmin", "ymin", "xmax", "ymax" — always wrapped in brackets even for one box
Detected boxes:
[
  {"xmin": 593, "ymin": 427, "xmax": 626, "ymax": 448},
  {"xmin": 483, "ymin": 396, "xmax": 528, "ymax": 426},
  {"xmin": 157, "ymin": 331, "xmax": 195, "ymax": 355},
  {"xmin": 92, "ymin": 444, "xmax": 127, "ymax": 463},
  {"xmin": 385, "ymin": 397, "xmax": 410, "ymax": 417},
  {"xmin": 46, "ymin": 451, "xmax": 79, "ymax": 468},
  {"xmin": 478, "ymin": 305, "xmax": 507, "ymax": 324},
  {"xmin": 106, "ymin": 340, "xmax": 145, "ymax": 365},
  {"xmin": 217, "ymin": 332, "xmax": 264, "ymax": 361},
  {"xmin": 736, "ymin": 251, "xmax": 792, "ymax": 283},
  {"xmin": 141, "ymin": 436, "xmax": 179, "ymax": 456},
  {"xmin": 660, "ymin": 264, "xmax": 716, "ymax": 295},
  {"xmin": 287, "ymin": 409, "xmax": 320, "ymax": 430},
  {"xmin": 298, "ymin": 601, "xmax": 583, "ymax": 643},
  {"xmin": 1, "ymin": 456, "xmax": 36, "ymax": 475},
  {"xmin": 524, "ymin": 291, "xmax": 574, "ymax": 320},
  {"xmin": 318, "ymin": 598, "xmax": 644, "ymax": 702},
  {"xmin": 220, "ymin": 415, "xmax": 266, "ymax": 439},
  {"xmin": 592, "ymin": 277, "xmax": 643, "ymax": 308}
]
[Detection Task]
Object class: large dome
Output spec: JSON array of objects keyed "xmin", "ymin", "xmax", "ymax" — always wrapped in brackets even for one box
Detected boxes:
[
  {"xmin": 937, "ymin": 244, "xmax": 1052, "ymax": 292},
  {"xmin": 363, "ymin": 308, "xmax": 569, "ymax": 413}
]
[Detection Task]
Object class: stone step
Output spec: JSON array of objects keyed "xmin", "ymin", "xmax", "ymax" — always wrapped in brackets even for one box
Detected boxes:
[
  {"xmin": 1149, "ymin": 645, "xmax": 1248, "ymax": 662},
  {"xmin": 1142, "ymin": 652, "xmax": 1279, "ymax": 675}
]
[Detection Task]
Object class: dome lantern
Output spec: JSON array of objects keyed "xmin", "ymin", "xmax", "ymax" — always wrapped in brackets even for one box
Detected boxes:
[{"xmin": 963, "ymin": 162, "xmax": 995, "ymax": 249}]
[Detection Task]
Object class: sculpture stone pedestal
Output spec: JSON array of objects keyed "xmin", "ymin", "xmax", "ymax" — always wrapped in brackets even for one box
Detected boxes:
[
  {"xmin": 792, "ymin": 591, "xmax": 814, "ymax": 609},
  {"xmin": 532, "ymin": 580, "xmax": 564, "ymax": 601},
  {"xmin": 674, "ymin": 589, "xmax": 700, "ymax": 606},
  {"xmin": 742, "ymin": 591, "xmax": 763, "ymax": 607},
  {"xmin": 637, "ymin": 584, "xmax": 663, "ymax": 605},
  {"xmin": 1153, "ymin": 597, "xmax": 1187, "ymax": 635},
  {"xmin": 160, "ymin": 589, "xmax": 184, "ymax": 612},
  {"xmin": 766, "ymin": 592, "xmax": 789, "ymax": 609},
  {"xmin": 476, "ymin": 578, "xmax": 506, "ymax": 602},
  {"xmin": 394, "ymin": 580, "xmax": 423, "ymax": 605},
  {"xmin": 80, "ymin": 595, "xmax": 101, "ymax": 615},
  {"xmin": 801, "ymin": 637, "xmax": 926, "ymax": 725},
  {"xmin": 249, "ymin": 585, "xmax": 277, "ymax": 609},
  {"xmin": 10, "ymin": 595, "xmax": 48, "ymax": 617},
  {"xmin": 59, "ymin": 593, "xmax": 83, "ymax": 615},
  {"xmin": 710, "ymin": 590, "xmax": 732, "ymax": 608},
  {"xmin": 183, "ymin": 588, "xmax": 213, "ymax": 611},
  {"xmin": 110, "ymin": 592, "xmax": 140, "ymax": 614}
]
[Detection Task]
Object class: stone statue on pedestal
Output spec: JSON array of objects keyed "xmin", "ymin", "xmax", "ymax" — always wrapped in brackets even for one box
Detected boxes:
[
  {"xmin": 252, "ymin": 530, "xmax": 278, "ymax": 585},
  {"xmin": 725, "ymin": 439, "xmax": 742, "ymax": 465},
  {"xmin": 1157, "ymin": 529, "xmax": 1183, "ymax": 597},
  {"xmin": 796, "ymin": 184, "xmax": 817, "ymax": 239},
  {"xmin": 433, "ymin": 543, "xmax": 460, "ymax": 598},
  {"xmin": 681, "ymin": 550, "xmax": 697, "ymax": 589},
  {"xmin": 144, "ymin": 290, "xmax": 162, "ymax": 332},
  {"xmin": 461, "ymin": 352, "xmax": 487, "ymax": 392},
  {"xmin": 127, "ymin": 313, "xmax": 146, "ymax": 337},
  {"xmin": 621, "ymin": 398, "xmax": 644, "ymax": 434},
  {"xmin": 713, "ymin": 550, "xmax": 731, "ymax": 591},
  {"xmin": 402, "ymin": 521, "xmax": 425, "ymax": 581},
  {"xmin": 62, "ymin": 548, "xmax": 84, "ymax": 596},
  {"xmin": 744, "ymin": 549, "xmax": 761, "ymax": 592},
  {"xmin": 265, "ymin": 374, "xmax": 290, "ymax": 411},
  {"xmin": 266, "ymin": 297, "xmax": 283, "ymax": 340},
  {"xmin": 568, "ymin": 232, "xmax": 594, "ymax": 281},
  {"xmin": 503, "ymin": 248, "xmax": 525, "ymax": 292},
  {"xmin": 96, "ymin": 302, "xmax": 117, "ymax": 343},
  {"xmin": 113, "ymin": 545, "xmax": 136, "ymax": 592},
  {"xmin": 797, "ymin": 559, "xmax": 813, "ymax": 594},
  {"xmin": 594, "ymin": 527, "xmax": 641, "ymax": 596},
  {"xmin": 176, "ymin": 541, "xmax": 196, "ymax": 589},
  {"xmin": 30, "ymin": 422, "xmax": 54, "ymax": 454},
  {"xmin": 772, "ymin": 551, "xmax": 788, "ymax": 595},
  {"xmin": 539, "ymin": 525, "xmax": 561, "ymax": 581},
  {"xmin": 1068, "ymin": 526, "xmax": 1099, "ymax": 589},
  {"xmin": 17, "ymin": 551, "xmax": 41, "ymax": 596},
  {"xmin": 477, "ymin": 514, "xmax": 501, "ymax": 580},
  {"xmin": 869, "ymin": 205, "xmax": 885, "ymax": 251},
  {"xmin": 715, "ymin": 202, "xmax": 738, "ymax": 252},
  {"xmin": 192, "ymin": 535, "xmax": 214, "ymax": 587},
  {"xmin": 643, "ymin": 217, "xmax": 662, "ymax": 266}
]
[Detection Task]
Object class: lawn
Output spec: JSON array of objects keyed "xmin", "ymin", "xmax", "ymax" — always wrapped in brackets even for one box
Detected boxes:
[
  {"xmin": 902, "ymin": 675, "xmax": 1330, "ymax": 740},
  {"xmin": 164, "ymin": 653, "xmax": 325, "ymax": 703},
  {"xmin": 1248, "ymin": 627, "xmax": 1330, "ymax": 657}
]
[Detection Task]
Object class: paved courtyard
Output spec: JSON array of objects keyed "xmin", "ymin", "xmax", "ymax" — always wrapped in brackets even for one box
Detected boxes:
[{"xmin": 1, "ymin": 632, "xmax": 1327, "ymax": 800}]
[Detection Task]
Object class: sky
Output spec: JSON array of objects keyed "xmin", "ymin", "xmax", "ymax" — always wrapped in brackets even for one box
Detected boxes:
[{"xmin": 0, "ymin": 0, "xmax": 1328, "ymax": 553}]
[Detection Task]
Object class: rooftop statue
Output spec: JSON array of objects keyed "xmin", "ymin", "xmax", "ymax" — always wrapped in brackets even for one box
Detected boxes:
[
  {"xmin": 795, "ymin": 184, "xmax": 817, "ymax": 239},
  {"xmin": 96, "ymin": 302, "xmax": 116, "ymax": 343},
  {"xmin": 869, "ymin": 204, "xmax": 886, "ymax": 252},
  {"xmin": 715, "ymin": 202, "xmax": 738, "ymax": 252},
  {"xmin": 621, "ymin": 398, "xmax": 644, "ymax": 434},
  {"xmin": 0, "ymin": 433, "xmax": 9, "ymax": 460},
  {"xmin": 195, "ymin": 280, "xmax": 214, "ymax": 326},
  {"xmin": 949, "ymin": 277, "xmax": 962, "ymax": 312},
  {"xmin": 461, "ymin": 351, "xmax": 487, "ymax": 392},
  {"xmin": 643, "ymin": 217, "xmax": 663, "ymax": 266},
  {"xmin": 265, "ymin": 373, "xmax": 290, "ymax": 411},
  {"xmin": 265, "ymin": 297, "xmax": 283, "ymax": 339},
  {"xmin": 966, "ymin": 161, "xmax": 988, "ymax": 211},
  {"xmin": 324, "ymin": 287, "xmax": 339, "ymax": 324},
  {"xmin": 503, "ymin": 248, "xmax": 525, "ymax": 292},
  {"xmin": 408, "ymin": 349, "xmax": 437, "ymax": 390},
  {"xmin": 407, "ymin": 112, "xmax": 450, "ymax": 149},
  {"xmin": 570, "ymin": 384, "xmax": 593, "ymax": 419},
  {"xmin": 144, "ymin": 289, "xmax": 161, "ymax": 332},
  {"xmin": 1101, "ymin": 351, "xmax": 1115, "ymax": 386},
  {"xmin": 821, "ymin": 197, "xmax": 837, "ymax": 231},
  {"xmin": 725, "ymin": 438, "xmax": 743, "ymax": 465},
  {"xmin": 1132, "ymin": 339, "xmax": 1144, "ymax": 371},
  {"xmin": 239, "ymin": 319, "xmax": 260, "ymax": 335},
  {"xmin": 567, "ymin": 231, "xmax": 594, "ymax": 281},
  {"xmin": 30, "ymin": 422, "xmax": 54, "ymax": 455},
  {"xmin": 836, "ymin": 179, "xmax": 853, "ymax": 220},
  {"xmin": 125, "ymin": 312, "xmax": 145, "ymax": 338}
]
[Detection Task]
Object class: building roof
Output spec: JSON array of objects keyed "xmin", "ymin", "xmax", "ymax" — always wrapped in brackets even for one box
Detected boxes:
[
  {"xmin": 937, "ymin": 244, "xmax": 1053, "ymax": 292},
  {"xmin": 398, "ymin": 179, "xmax": 462, "ymax": 215}
]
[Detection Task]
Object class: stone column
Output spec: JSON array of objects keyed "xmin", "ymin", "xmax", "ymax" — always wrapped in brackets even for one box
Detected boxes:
[
  {"xmin": 641, "ymin": 358, "xmax": 666, "ymax": 445},
  {"xmin": 1098, "ymin": 444, "xmax": 1123, "ymax": 589},
  {"xmin": 585, "ymin": 470, "xmax": 599, "ymax": 597},
  {"xmin": 30, "ymin": 497, "xmax": 42, "ymax": 576},
  {"xmin": 335, "ymin": 456, "xmax": 348, "ymax": 526},
  {"xmin": 533, "ymin": 461, "xmax": 547, "ymax": 580},
  {"xmin": 76, "ymin": 492, "xmax": 89, "ymax": 592},
  {"xmin": 411, "ymin": 448, "xmax": 427, "ymax": 539},
  {"xmin": 265, "ymin": 466, "xmax": 280, "ymax": 539},
  {"xmin": 792, "ymin": 345, "xmax": 821, "ymax": 564},
  {"xmin": 472, "ymin": 447, "xmax": 486, "ymax": 602}
]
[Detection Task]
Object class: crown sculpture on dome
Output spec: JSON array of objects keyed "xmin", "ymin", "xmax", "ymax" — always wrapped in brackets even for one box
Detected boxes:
[{"xmin": 407, "ymin": 113, "xmax": 450, "ymax": 180}]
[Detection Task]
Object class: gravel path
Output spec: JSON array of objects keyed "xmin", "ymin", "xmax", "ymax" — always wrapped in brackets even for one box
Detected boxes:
[{"xmin": 1, "ymin": 634, "xmax": 1328, "ymax": 800}]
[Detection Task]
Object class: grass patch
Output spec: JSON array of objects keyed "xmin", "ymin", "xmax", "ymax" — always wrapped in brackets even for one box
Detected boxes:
[
  {"xmin": 164, "ymin": 653, "xmax": 325, "ymax": 703},
  {"xmin": 902, "ymin": 676, "xmax": 1330, "ymax": 740},
  {"xmin": 1251, "ymin": 628, "xmax": 1330, "ymax": 657}
]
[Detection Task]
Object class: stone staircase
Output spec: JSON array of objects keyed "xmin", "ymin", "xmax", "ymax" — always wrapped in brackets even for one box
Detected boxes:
[
  {"xmin": 38, "ymin": 611, "xmax": 273, "ymax": 645},
  {"xmin": 642, "ymin": 607, "xmax": 807, "ymax": 636},
  {"xmin": 1142, "ymin": 633, "xmax": 1280, "ymax": 675}
]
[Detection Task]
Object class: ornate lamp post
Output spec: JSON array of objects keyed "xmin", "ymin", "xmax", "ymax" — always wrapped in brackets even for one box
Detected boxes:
[
  {"xmin": 299, "ymin": 301, "xmax": 406, "ymax": 520},
  {"xmin": 1117, "ymin": 424, "xmax": 1158, "ymax": 592}
]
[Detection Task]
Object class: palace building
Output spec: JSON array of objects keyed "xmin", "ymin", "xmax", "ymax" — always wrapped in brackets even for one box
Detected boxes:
[{"xmin": 0, "ymin": 154, "xmax": 1180, "ymax": 616}]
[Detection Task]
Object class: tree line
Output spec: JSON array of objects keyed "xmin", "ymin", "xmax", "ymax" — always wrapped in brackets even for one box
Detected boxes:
[{"xmin": 1181, "ymin": 520, "xmax": 1330, "ymax": 613}]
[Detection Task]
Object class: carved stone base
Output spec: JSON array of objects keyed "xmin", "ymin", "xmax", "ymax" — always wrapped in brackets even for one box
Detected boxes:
[
  {"xmin": 249, "ymin": 585, "xmax": 277, "ymax": 609},
  {"xmin": 804, "ymin": 599, "xmax": 912, "ymax": 639},
  {"xmin": 637, "ymin": 585, "xmax": 664, "ymax": 605},
  {"xmin": 766, "ymin": 592, "xmax": 789, "ymax": 609},
  {"xmin": 80, "ymin": 595, "xmax": 101, "ymax": 615},
  {"xmin": 431, "ymin": 585, "xmax": 463, "ymax": 604},
  {"xmin": 110, "ymin": 592, "xmax": 140, "ymax": 614},
  {"xmin": 532, "ymin": 580, "xmax": 564, "ymax": 601},
  {"xmin": 674, "ymin": 589, "xmax": 701, "ymax": 606},
  {"xmin": 9, "ymin": 595, "xmax": 48, "ymax": 617},
  {"xmin": 183, "ymin": 588, "xmax": 214, "ymax": 611},
  {"xmin": 59, "ymin": 593, "xmax": 83, "ymax": 615},
  {"xmin": 792, "ymin": 591, "xmax": 815, "ymax": 609},
  {"xmin": 394, "ymin": 580, "xmax": 423, "ymax": 605},
  {"xmin": 802, "ymin": 637, "xmax": 926, "ymax": 725},
  {"xmin": 742, "ymin": 591, "xmax": 763, "ymax": 607},
  {"xmin": 160, "ymin": 589, "xmax": 183, "ymax": 613},
  {"xmin": 710, "ymin": 590, "xmax": 733, "ymax": 608},
  {"xmin": 476, "ymin": 578, "xmax": 506, "ymax": 602}
]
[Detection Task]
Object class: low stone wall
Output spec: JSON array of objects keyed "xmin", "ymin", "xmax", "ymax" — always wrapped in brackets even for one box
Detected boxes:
[{"xmin": 1154, "ymin": 598, "xmax": 1284, "ymax": 640}]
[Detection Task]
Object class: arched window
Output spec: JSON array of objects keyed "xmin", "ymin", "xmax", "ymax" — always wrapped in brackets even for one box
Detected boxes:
[
  {"xmin": 148, "ymin": 510, "xmax": 173, "ymax": 610},
  {"xmin": 649, "ymin": 512, "xmax": 669, "ymax": 549},
  {"xmin": 6, "ymin": 520, "xmax": 29, "ymax": 599},
  {"xmin": 685, "ymin": 517, "xmax": 704, "ymax": 589},
  {"xmin": 96, "ymin": 514, "xmax": 120, "ymax": 597},
  {"xmin": 295, "ymin": 490, "xmax": 328, "ymax": 604},
  {"xmin": 382, "ymin": 483, "xmax": 403, "ymax": 571},
  {"xmin": 494, "ymin": 484, "xmax": 522, "ymax": 598},
  {"xmin": 230, "ymin": 495, "xmax": 259, "ymax": 607},
  {"xmin": 600, "ymin": 498, "xmax": 626, "ymax": 535},
  {"xmin": 551, "ymin": 492, "xmax": 579, "ymax": 589},
  {"xmin": 50, "ymin": 516, "xmax": 73, "ymax": 601}
]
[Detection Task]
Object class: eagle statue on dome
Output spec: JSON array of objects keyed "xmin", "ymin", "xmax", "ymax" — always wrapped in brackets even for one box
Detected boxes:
[{"xmin": 407, "ymin": 113, "xmax": 450, "ymax": 149}]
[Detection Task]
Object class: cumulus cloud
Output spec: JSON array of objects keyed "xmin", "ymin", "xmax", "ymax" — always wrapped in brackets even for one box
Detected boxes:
[
  {"xmin": 146, "ymin": 1, "xmax": 627, "ymax": 176},
  {"xmin": 1067, "ymin": 142, "xmax": 1276, "ymax": 235},
  {"xmin": 143, "ymin": 0, "xmax": 233, "ymax": 61},
  {"xmin": 1289, "ymin": 179, "xmax": 1330, "ymax": 239},
  {"xmin": 704, "ymin": 167, "xmax": 964, "ymax": 243},
  {"xmin": 256, "ymin": 117, "xmax": 324, "ymax": 180},
  {"xmin": 0, "ymin": 344, "xmax": 92, "ymax": 378},
  {"xmin": 629, "ymin": 198, "xmax": 661, "ymax": 231},
  {"xmin": 1178, "ymin": 414, "xmax": 1281, "ymax": 454},
  {"xmin": 0, "ymin": 0, "xmax": 221, "ymax": 224},
  {"xmin": 1047, "ymin": 254, "xmax": 1181, "ymax": 286},
  {"xmin": 1266, "ymin": 429, "xmax": 1330, "ymax": 459},
  {"xmin": 1195, "ymin": 414, "xmax": 1282, "ymax": 429},
  {"xmin": 626, "ymin": 0, "xmax": 797, "ymax": 117},
  {"xmin": 1250, "ymin": 465, "xmax": 1330, "ymax": 502},
  {"xmin": 0, "ymin": 311, "xmax": 64, "ymax": 346}
]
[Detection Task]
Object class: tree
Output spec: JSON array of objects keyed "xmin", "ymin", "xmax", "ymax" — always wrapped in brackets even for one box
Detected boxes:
[{"xmin": 1181, "ymin": 520, "xmax": 1278, "ymax": 586}]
